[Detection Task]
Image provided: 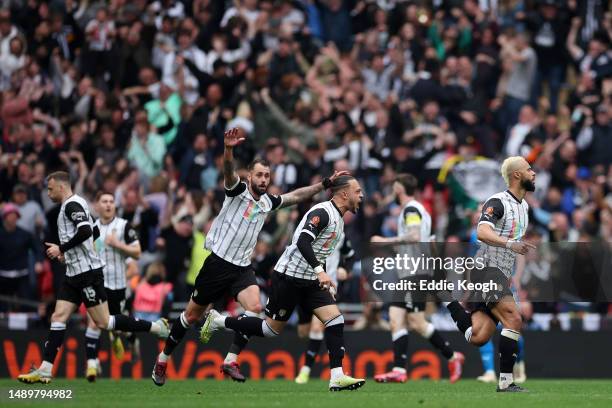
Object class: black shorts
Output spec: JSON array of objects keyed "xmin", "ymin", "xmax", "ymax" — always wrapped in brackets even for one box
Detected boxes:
[
  {"xmin": 466, "ymin": 267, "xmax": 514, "ymax": 325},
  {"xmin": 191, "ymin": 252, "xmax": 257, "ymax": 306},
  {"xmin": 265, "ymin": 271, "xmax": 336, "ymax": 322},
  {"xmin": 389, "ymin": 277, "xmax": 427, "ymax": 313},
  {"xmin": 57, "ymin": 268, "xmax": 107, "ymax": 308},
  {"xmin": 470, "ymin": 266, "xmax": 513, "ymax": 305},
  {"xmin": 105, "ymin": 288, "xmax": 127, "ymax": 315},
  {"xmin": 296, "ymin": 305, "xmax": 313, "ymax": 325}
]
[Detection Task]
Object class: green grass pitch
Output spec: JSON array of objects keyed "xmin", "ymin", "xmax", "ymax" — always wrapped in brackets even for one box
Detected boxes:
[{"xmin": 2, "ymin": 379, "xmax": 612, "ymax": 408}]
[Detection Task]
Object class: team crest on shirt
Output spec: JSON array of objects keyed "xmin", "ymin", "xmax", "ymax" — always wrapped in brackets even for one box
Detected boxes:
[
  {"xmin": 71, "ymin": 211, "xmax": 86, "ymax": 221},
  {"xmin": 279, "ymin": 309, "xmax": 286, "ymax": 317},
  {"xmin": 311, "ymin": 216, "xmax": 320, "ymax": 226},
  {"xmin": 485, "ymin": 206, "xmax": 494, "ymax": 216}
]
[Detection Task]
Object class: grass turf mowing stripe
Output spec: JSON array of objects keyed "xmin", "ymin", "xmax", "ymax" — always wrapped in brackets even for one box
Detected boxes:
[{"xmin": 1, "ymin": 379, "xmax": 611, "ymax": 408}]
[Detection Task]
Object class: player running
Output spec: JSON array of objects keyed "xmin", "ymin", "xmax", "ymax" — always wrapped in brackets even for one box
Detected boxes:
[
  {"xmin": 18, "ymin": 172, "xmax": 169, "ymax": 385},
  {"xmin": 370, "ymin": 174, "xmax": 465, "ymax": 383},
  {"xmin": 151, "ymin": 128, "xmax": 348, "ymax": 386},
  {"xmin": 294, "ymin": 235, "xmax": 354, "ymax": 384},
  {"xmin": 200, "ymin": 175, "xmax": 366, "ymax": 392},
  {"xmin": 443, "ymin": 156, "xmax": 535, "ymax": 392},
  {"xmin": 84, "ymin": 191, "xmax": 142, "ymax": 382}
]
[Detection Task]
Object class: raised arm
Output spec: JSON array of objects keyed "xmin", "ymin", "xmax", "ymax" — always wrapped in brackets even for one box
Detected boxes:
[
  {"xmin": 279, "ymin": 170, "xmax": 350, "ymax": 208},
  {"xmin": 223, "ymin": 128, "xmax": 245, "ymax": 189},
  {"xmin": 566, "ymin": 17, "xmax": 584, "ymax": 61}
]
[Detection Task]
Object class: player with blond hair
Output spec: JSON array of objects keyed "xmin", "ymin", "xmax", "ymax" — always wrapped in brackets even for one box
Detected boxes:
[{"xmin": 443, "ymin": 156, "xmax": 536, "ymax": 392}]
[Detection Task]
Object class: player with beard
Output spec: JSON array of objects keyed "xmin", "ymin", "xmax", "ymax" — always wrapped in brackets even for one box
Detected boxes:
[
  {"xmin": 371, "ymin": 174, "xmax": 465, "ymax": 383},
  {"xmin": 152, "ymin": 128, "xmax": 348, "ymax": 386},
  {"xmin": 200, "ymin": 176, "xmax": 367, "ymax": 392},
  {"xmin": 443, "ymin": 156, "xmax": 536, "ymax": 392}
]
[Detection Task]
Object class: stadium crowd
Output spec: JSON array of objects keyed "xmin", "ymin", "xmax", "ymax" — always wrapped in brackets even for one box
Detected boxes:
[{"xmin": 0, "ymin": 0, "xmax": 610, "ymax": 328}]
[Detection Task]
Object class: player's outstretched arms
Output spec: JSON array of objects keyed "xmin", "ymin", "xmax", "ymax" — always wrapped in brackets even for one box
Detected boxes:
[
  {"xmin": 223, "ymin": 127, "xmax": 245, "ymax": 189},
  {"xmin": 279, "ymin": 170, "xmax": 351, "ymax": 208}
]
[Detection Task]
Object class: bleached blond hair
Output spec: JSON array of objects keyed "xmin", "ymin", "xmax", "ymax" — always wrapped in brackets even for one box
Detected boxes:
[{"xmin": 500, "ymin": 156, "xmax": 526, "ymax": 186}]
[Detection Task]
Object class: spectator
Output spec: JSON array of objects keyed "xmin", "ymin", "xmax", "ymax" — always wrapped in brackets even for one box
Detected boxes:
[
  {"xmin": 144, "ymin": 82, "xmax": 182, "ymax": 145},
  {"xmin": 576, "ymin": 104, "xmax": 612, "ymax": 167},
  {"xmin": 127, "ymin": 110, "xmax": 166, "ymax": 182},
  {"xmin": 12, "ymin": 183, "xmax": 46, "ymax": 237},
  {"xmin": 499, "ymin": 32, "xmax": 538, "ymax": 134},
  {"xmin": 0, "ymin": 36, "xmax": 26, "ymax": 89},
  {"xmin": 0, "ymin": 203, "xmax": 43, "ymax": 311},
  {"xmin": 567, "ymin": 17, "xmax": 612, "ymax": 83},
  {"xmin": 83, "ymin": 7, "xmax": 116, "ymax": 85},
  {"xmin": 524, "ymin": 0, "xmax": 572, "ymax": 113},
  {"xmin": 132, "ymin": 261, "xmax": 173, "ymax": 322},
  {"xmin": 162, "ymin": 29, "xmax": 207, "ymax": 105},
  {"xmin": 268, "ymin": 35, "xmax": 301, "ymax": 90},
  {"xmin": 157, "ymin": 214, "xmax": 194, "ymax": 301},
  {"xmin": 179, "ymin": 133, "xmax": 212, "ymax": 190}
]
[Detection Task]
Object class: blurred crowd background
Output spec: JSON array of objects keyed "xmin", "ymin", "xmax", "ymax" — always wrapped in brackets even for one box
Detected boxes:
[{"xmin": 0, "ymin": 0, "xmax": 611, "ymax": 330}]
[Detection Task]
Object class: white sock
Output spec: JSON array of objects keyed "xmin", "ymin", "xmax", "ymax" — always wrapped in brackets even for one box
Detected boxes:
[
  {"xmin": 224, "ymin": 352, "xmax": 238, "ymax": 364},
  {"xmin": 392, "ymin": 367, "xmax": 407, "ymax": 373},
  {"xmin": 87, "ymin": 359, "xmax": 97, "ymax": 369},
  {"xmin": 330, "ymin": 367, "xmax": 344, "ymax": 381},
  {"xmin": 300, "ymin": 366, "xmax": 311, "ymax": 375},
  {"xmin": 464, "ymin": 326, "xmax": 473, "ymax": 343},
  {"xmin": 39, "ymin": 361, "xmax": 53, "ymax": 375},
  {"xmin": 391, "ymin": 328, "xmax": 408, "ymax": 341},
  {"xmin": 499, "ymin": 373, "xmax": 514, "ymax": 389},
  {"xmin": 158, "ymin": 352, "xmax": 170, "ymax": 363},
  {"xmin": 261, "ymin": 321, "xmax": 278, "ymax": 338},
  {"xmin": 106, "ymin": 315, "xmax": 115, "ymax": 331},
  {"xmin": 215, "ymin": 314, "xmax": 227, "ymax": 328},
  {"xmin": 150, "ymin": 321, "xmax": 161, "ymax": 334},
  {"xmin": 423, "ymin": 323, "xmax": 435, "ymax": 339},
  {"xmin": 309, "ymin": 331, "xmax": 324, "ymax": 341}
]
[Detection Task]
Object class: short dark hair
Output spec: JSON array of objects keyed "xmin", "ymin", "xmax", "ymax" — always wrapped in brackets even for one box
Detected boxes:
[
  {"xmin": 395, "ymin": 173, "xmax": 418, "ymax": 195},
  {"xmin": 330, "ymin": 175, "xmax": 356, "ymax": 195},
  {"xmin": 248, "ymin": 158, "xmax": 271, "ymax": 171},
  {"xmin": 46, "ymin": 171, "xmax": 71, "ymax": 185},
  {"xmin": 95, "ymin": 191, "xmax": 114, "ymax": 202}
]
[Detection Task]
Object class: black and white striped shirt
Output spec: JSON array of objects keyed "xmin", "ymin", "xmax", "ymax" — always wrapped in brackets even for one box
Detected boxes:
[
  {"xmin": 58, "ymin": 195, "xmax": 104, "ymax": 277},
  {"xmin": 205, "ymin": 180, "xmax": 282, "ymax": 267},
  {"xmin": 275, "ymin": 201, "xmax": 345, "ymax": 280},
  {"xmin": 397, "ymin": 199, "xmax": 434, "ymax": 278},
  {"xmin": 397, "ymin": 199, "xmax": 432, "ymax": 241},
  {"xmin": 477, "ymin": 190, "xmax": 530, "ymax": 278},
  {"xmin": 94, "ymin": 217, "xmax": 139, "ymax": 290},
  {"xmin": 325, "ymin": 235, "xmax": 354, "ymax": 284}
]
